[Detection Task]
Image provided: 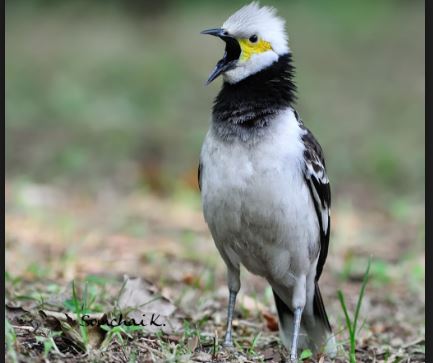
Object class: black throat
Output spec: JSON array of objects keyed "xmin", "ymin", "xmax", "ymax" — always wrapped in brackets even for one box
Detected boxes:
[{"xmin": 212, "ymin": 53, "xmax": 296, "ymax": 141}]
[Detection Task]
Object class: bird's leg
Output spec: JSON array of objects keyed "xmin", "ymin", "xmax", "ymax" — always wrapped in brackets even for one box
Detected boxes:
[
  {"xmin": 289, "ymin": 274, "xmax": 306, "ymax": 362},
  {"xmin": 290, "ymin": 306, "xmax": 304, "ymax": 362},
  {"xmin": 222, "ymin": 263, "xmax": 240, "ymax": 348},
  {"xmin": 216, "ymin": 252, "xmax": 240, "ymax": 348},
  {"xmin": 223, "ymin": 289, "xmax": 238, "ymax": 347}
]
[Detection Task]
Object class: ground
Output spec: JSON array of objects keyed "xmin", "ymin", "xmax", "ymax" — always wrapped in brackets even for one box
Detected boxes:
[{"xmin": 5, "ymin": 181, "xmax": 425, "ymax": 362}]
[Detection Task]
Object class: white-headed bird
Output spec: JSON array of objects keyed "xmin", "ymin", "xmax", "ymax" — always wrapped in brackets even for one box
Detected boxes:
[{"xmin": 199, "ymin": 2, "xmax": 336, "ymax": 361}]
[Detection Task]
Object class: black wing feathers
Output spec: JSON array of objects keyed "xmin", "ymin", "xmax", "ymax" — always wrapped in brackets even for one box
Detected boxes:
[
  {"xmin": 299, "ymin": 119, "xmax": 331, "ymax": 282},
  {"xmin": 198, "ymin": 162, "xmax": 202, "ymax": 191}
]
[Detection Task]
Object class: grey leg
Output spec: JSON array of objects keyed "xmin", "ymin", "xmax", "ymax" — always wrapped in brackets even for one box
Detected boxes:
[
  {"xmin": 213, "ymin": 245, "xmax": 240, "ymax": 349},
  {"xmin": 290, "ymin": 307, "xmax": 303, "ymax": 362},
  {"xmin": 223, "ymin": 289, "xmax": 238, "ymax": 347}
]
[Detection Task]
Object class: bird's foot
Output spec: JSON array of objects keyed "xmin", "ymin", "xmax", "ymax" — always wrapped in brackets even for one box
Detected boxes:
[
  {"xmin": 223, "ymin": 341, "xmax": 234, "ymax": 348},
  {"xmin": 289, "ymin": 353, "xmax": 298, "ymax": 363},
  {"xmin": 222, "ymin": 334, "xmax": 234, "ymax": 349}
]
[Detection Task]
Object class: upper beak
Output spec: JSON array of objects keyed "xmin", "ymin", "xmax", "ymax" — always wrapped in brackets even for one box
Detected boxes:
[
  {"xmin": 201, "ymin": 28, "xmax": 241, "ymax": 85},
  {"xmin": 200, "ymin": 28, "xmax": 228, "ymax": 37}
]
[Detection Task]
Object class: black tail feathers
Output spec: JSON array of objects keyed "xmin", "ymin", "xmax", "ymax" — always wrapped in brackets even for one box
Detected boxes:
[
  {"xmin": 272, "ymin": 283, "xmax": 334, "ymax": 354},
  {"xmin": 313, "ymin": 282, "xmax": 332, "ymax": 332}
]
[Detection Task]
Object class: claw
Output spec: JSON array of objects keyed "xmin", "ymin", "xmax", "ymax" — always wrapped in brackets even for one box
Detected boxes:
[
  {"xmin": 223, "ymin": 341, "xmax": 234, "ymax": 348},
  {"xmin": 223, "ymin": 332, "xmax": 234, "ymax": 348}
]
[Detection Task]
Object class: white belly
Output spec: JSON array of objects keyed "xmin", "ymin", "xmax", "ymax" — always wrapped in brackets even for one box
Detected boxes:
[{"xmin": 200, "ymin": 109, "xmax": 319, "ymax": 282}]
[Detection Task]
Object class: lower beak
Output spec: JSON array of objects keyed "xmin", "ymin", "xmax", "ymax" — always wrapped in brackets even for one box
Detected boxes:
[{"xmin": 201, "ymin": 28, "xmax": 241, "ymax": 84}]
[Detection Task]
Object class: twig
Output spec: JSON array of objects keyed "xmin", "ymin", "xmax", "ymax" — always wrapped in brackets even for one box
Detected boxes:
[
  {"xmin": 39, "ymin": 310, "xmax": 104, "ymax": 321},
  {"xmin": 11, "ymin": 325, "xmax": 36, "ymax": 332}
]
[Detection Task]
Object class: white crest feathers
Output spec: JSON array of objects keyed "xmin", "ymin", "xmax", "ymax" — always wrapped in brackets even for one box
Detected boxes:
[{"xmin": 222, "ymin": 2, "xmax": 289, "ymax": 55}]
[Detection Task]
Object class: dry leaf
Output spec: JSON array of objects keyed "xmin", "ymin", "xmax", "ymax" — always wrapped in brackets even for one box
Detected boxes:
[
  {"xmin": 181, "ymin": 273, "xmax": 201, "ymax": 287},
  {"xmin": 38, "ymin": 310, "xmax": 106, "ymax": 351},
  {"xmin": 6, "ymin": 304, "xmax": 31, "ymax": 322},
  {"xmin": 238, "ymin": 294, "xmax": 266, "ymax": 314},
  {"xmin": 262, "ymin": 311, "xmax": 279, "ymax": 332},
  {"xmin": 187, "ymin": 335, "xmax": 199, "ymax": 352},
  {"xmin": 371, "ymin": 322, "xmax": 386, "ymax": 334},
  {"xmin": 192, "ymin": 351, "xmax": 212, "ymax": 362},
  {"xmin": 165, "ymin": 335, "xmax": 181, "ymax": 344},
  {"xmin": 117, "ymin": 276, "xmax": 182, "ymax": 334},
  {"xmin": 263, "ymin": 347, "xmax": 280, "ymax": 361}
]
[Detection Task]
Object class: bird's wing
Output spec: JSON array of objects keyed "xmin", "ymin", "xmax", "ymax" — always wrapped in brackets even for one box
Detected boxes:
[
  {"xmin": 198, "ymin": 161, "xmax": 202, "ymax": 191},
  {"xmin": 298, "ymin": 115, "xmax": 331, "ymax": 281}
]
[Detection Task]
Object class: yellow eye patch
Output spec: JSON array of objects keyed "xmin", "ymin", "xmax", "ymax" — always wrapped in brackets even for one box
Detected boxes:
[{"xmin": 238, "ymin": 38, "xmax": 272, "ymax": 61}]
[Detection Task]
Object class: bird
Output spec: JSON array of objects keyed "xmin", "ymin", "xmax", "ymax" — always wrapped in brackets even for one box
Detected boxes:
[{"xmin": 198, "ymin": 2, "xmax": 336, "ymax": 362}]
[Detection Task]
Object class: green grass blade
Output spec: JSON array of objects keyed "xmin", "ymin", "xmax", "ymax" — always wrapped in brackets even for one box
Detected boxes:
[
  {"xmin": 337, "ymin": 258, "xmax": 372, "ymax": 363},
  {"xmin": 353, "ymin": 257, "xmax": 371, "ymax": 335},
  {"xmin": 71, "ymin": 280, "xmax": 89, "ymax": 349},
  {"xmin": 337, "ymin": 290, "xmax": 353, "ymax": 336}
]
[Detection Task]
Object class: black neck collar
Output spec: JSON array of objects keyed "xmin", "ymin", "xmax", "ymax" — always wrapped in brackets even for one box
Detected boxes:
[{"xmin": 212, "ymin": 53, "xmax": 297, "ymax": 130}]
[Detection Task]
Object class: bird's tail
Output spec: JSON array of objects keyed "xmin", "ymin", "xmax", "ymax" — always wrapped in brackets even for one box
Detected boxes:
[{"xmin": 273, "ymin": 284, "xmax": 336, "ymax": 357}]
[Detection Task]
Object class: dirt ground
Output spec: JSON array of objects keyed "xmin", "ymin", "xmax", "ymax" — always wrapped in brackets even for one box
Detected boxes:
[{"xmin": 5, "ymin": 182, "xmax": 425, "ymax": 362}]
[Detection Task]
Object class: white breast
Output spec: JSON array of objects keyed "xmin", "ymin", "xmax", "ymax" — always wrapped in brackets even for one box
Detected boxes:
[{"xmin": 200, "ymin": 108, "xmax": 319, "ymax": 281}]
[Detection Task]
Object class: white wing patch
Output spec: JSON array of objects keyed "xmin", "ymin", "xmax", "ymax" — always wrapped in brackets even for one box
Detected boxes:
[{"xmin": 304, "ymin": 162, "xmax": 330, "ymax": 234}]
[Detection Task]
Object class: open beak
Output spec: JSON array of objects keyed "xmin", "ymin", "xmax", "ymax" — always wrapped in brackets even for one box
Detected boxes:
[{"xmin": 201, "ymin": 28, "xmax": 241, "ymax": 84}]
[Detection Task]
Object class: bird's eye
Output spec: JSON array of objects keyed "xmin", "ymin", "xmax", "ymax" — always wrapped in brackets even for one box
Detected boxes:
[{"xmin": 249, "ymin": 35, "xmax": 258, "ymax": 43}]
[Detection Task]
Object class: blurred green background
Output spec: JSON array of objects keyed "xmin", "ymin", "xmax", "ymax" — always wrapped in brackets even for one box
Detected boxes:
[{"xmin": 6, "ymin": 0, "xmax": 425, "ymax": 205}]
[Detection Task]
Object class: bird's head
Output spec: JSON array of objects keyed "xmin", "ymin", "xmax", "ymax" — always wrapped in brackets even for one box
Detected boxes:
[{"xmin": 201, "ymin": 2, "xmax": 289, "ymax": 85}]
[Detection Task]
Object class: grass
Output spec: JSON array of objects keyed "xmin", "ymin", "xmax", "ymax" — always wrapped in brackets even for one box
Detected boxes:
[
  {"xmin": 4, "ymin": 178, "xmax": 425, "ymax": 361},
  {"xmin": 35, "ymin": 331, "xmax": 63, "ymax": 359},
  {"xmin": 100, "ymin": 324, "xmax": 144, "ymax": 350},
  {"xmin": 300, "ymin": 349, "xmax": 313, "ymax": 361},
  {"xmin": 338, "ymin": 258, "xmax": 372, "ymax": 363},
  {"xmin": 70, "ymin": 281, "xmax": 90, "ymax": 349},
  {"xmin": 5, "ymin": 316, "xmax": 18, "ymax": 363}
]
